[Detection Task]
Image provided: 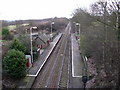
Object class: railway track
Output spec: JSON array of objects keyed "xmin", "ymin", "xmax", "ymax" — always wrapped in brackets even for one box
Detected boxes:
[
  {"xmin": 58, "ymin": 36, "xmax": 70, "ymax": 88},
  {"xmin": 31, "ymin": 23, "xmax": 71, "ymax": 88}
]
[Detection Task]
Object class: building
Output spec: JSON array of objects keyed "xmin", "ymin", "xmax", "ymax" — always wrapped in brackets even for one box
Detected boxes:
[{"xmin": 33, "ymin": 34, "xmax": 51, "ymax": 49}]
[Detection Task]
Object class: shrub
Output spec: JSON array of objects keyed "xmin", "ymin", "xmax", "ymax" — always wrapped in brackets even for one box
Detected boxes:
[
  {"xmin": 10, "ymin": 38, "xmax": 26, "ymax": 53},
  {"xmin": 2, "ymin": 28, "xmax": 13, "ymax": 40},
  {"xmin": 2, "ymin": 28, "xmax": 10, "ymax": 35},
  {"xmin": 18, "ymin": 35, "xmax": 31, "ymax": 54},
  {"xmin": 3, "ymin": 49, "xmax": 26, "ymax": 79}
]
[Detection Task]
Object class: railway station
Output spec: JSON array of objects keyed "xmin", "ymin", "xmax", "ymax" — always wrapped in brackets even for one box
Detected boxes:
[{"xmin": 2, "ymin": 0, "xmax": 119, "ymax": 89}]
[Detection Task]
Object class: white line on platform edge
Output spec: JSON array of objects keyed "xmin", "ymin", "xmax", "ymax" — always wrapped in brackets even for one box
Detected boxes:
[
  {"xmin": 72, "ymin": 76, "xmax": 82, "ymax": 78},
  {"xmin": 71, "ymin": 35, "xmax": 75, "ymax": 77}
]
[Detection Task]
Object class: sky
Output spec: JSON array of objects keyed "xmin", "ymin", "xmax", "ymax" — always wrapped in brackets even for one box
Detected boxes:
[{"xmin": 0, "ymin": 0, "xmax": 99, "ymax": 20}]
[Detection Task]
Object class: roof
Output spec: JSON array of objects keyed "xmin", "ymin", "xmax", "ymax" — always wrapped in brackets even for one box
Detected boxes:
[
  {"xmin": 33, "ymin": 34, "xmax": 51, "ymax": 43},
  {"xmin": 39, "ymin": 34, "xmax": 51, "ymax": 42},
  {"xmin": 34, "ymin": 37, "xmax": 46, "ymax": 44}
]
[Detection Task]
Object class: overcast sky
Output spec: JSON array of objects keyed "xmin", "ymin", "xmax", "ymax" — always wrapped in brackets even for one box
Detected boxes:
[{"xmin": 0, "ymin": 0, "xmax": 99, "ymax": 20}]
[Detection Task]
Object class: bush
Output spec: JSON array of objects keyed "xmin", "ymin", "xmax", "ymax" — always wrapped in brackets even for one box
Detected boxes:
[
  {"xmin": 10, "ymin": 38, "xmax": 26, "ymax": 53},
  {"xmin": 80, "ymin": 35, "xmax": 91, "ymax": 58},
  {"xmin": 18, "ymin": 35, "xmax": 31, "ymax": 54},
  {"xmin": 2, "ymin": 28, "xmax": 13, "ymax": 40},
  {"xmin": 2, "ymin": 34, "xmax": 14, "ymax": 40},
  {"xmin": 2, "ymin": 28, "xmax": 10, "ymax": 35},
  {"xmin": 3, "ymin": 49, "xmax": 26, "ymax": 79}
]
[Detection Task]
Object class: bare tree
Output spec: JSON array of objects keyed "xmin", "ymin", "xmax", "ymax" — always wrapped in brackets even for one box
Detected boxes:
[{"xmin": 72, "ymin": 0, "xmax": 119, "ymax": 88}]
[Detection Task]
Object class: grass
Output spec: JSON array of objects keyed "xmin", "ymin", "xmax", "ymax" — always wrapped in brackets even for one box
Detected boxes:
[
  {"xmin": 0, "ymin": 40, "xmax": 7, "ymax": 42},
  {"xmin": 7, "ymin": 25, "xmax": 16, "ymax": 30},
  {"xmin": 22, "ymin": 23, "xmax": 29, "ymax": 26},
  {"xmin": 6, "ymin": 23, "xmax": 29, "ymax": 30}
]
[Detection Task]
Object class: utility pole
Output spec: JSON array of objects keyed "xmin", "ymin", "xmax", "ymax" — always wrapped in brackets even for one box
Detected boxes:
[
  {"xmin": 73, "ymin": 22, "xmax": 76, "ymax": 33},
  {"xmin": 50, "ymin": 21, "xmax": 54, "ymax": 41},
  {"xmin": 76, "ymin": 23, "xmax": 80, "ymax": 35}
]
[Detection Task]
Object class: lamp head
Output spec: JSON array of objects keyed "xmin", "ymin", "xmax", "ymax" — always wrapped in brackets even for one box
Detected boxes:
[
  {"xmin": 76, "ymin": 23, "xmax": 79, "ymax": 25},
  {"xmin": 51, "ymin": 22, "xmax": 54, "ymax": 24}
]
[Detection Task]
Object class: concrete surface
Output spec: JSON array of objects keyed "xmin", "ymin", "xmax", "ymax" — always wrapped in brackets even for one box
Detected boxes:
[
  {"xmin": 69, "ymin": 34, "xmax": 84, "ymax": 88},
  {"xmin": 71, "ymin": 34, "xmax": 84, "ymax": 77}
]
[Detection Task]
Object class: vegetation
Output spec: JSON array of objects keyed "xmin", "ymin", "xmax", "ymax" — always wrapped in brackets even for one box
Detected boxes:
[
  {"xmin": 72, "ymin": 0, "xmax": 120, "ymax": 88},
  {"xmin": 2, "ymin": 41, "xmax": 12, "ymax": 59},
  {"xmin": 3, "ymin": 49, "xmax": 26, "ymax": 79},
  {"xmin": 18, "ymin": 35, "xmax": 31, "ymax": 54},
  {"xmin": 18, "ymin": 35, "xmax": 39, "ymax": 60},
  {"xmin": 36, "ymin": 17, "xmax": 69, "ymax": 33},
  {"xmin": 7, "ymin": 25, "xmax": 16, "ymax": 30},
  {"xmin": 3, "ymin": 38, "xmax": 27, "ymax": 80},
  {"xmin": 10, "ymin": 38, "xmax": 26, "ymax": 53},
  {"xmin": 2, "ymin": 28, "xmax": 13, "ymax": 40},
  {"xmin": 2, "ymin": 28, "xmax": 10, "ymax": 35}
]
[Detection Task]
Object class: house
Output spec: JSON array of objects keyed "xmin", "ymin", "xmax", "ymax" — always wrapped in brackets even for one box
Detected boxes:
[
  {"xmin": 33, "ymin": 34, "xmax": 51, "ymax": 49},
  {"xmin": 33, "ymin": 36, "xmax": 46, "ymax": 49}
]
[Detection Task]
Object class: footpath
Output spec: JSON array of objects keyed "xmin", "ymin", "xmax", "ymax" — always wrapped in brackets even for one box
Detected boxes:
[{"xmin": 18, "ymin": 33, "xmax": 62, "ymax": 88}]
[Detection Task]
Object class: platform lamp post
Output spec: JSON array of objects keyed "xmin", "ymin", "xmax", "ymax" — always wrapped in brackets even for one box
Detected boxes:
[
  {"xmin": 50, "ymin": 21, "xmax": 54, "ymax": 41},
  {"xmin": 76, "ymin": 23, "xmax": 80, "ymax": 35},
  {"xmin": 73, "ymin": 22, "xmax": 76, "ymax": 33},
  {"xmin": 30, "ymin": 26, "xmax": 37, "ymax": 64}
]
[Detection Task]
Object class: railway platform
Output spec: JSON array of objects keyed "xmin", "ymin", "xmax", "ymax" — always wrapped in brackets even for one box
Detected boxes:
[
  {"xmin": 71, "ymin": 34, "xmax": 84, "ymax": 77},
  {"xmin": 70, "ymin": 34, "xmax": 84, "ymax": 88}
]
